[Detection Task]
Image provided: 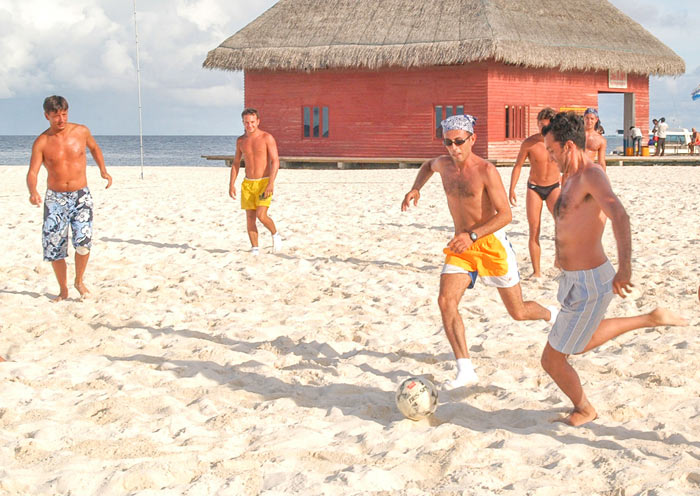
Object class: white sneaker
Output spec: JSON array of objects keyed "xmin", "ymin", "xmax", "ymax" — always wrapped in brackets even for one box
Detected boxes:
[
  {"xmin": 546, "ymin": 305, "xmax": 559, "ymax": 325},
  {"xmin": 272, "ymin": 233, "xmax": 283, "ymax": 253},
  {"xmin": 250, "ymin": 247, "xmax": 260, "ymax": 256}
]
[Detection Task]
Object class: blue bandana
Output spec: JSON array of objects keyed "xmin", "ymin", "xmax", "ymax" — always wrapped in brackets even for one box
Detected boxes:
[
  {"xmin": 584, "ymin": 107, "xmax": 599, "ymax": 118},
  {"xmin": 441, "ymin": 114, "xmax": 477, "ymax": 134}
]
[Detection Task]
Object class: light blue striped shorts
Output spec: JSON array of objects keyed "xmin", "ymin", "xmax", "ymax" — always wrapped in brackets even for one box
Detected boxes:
[{"xmin": 548, "ymin": 260, "xmax": 615, "ymax": 354}]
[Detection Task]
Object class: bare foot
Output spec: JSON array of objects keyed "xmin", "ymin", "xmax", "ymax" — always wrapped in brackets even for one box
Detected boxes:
[
  {"xmin": 74, "ymin": 282, "xmax": 90, "ymax": 299},
  {"xmin": 51, "ymin": 289, "xmax": 69, "ymax": 302},
  {"xmin": 528, "ymin": 272, "xmax": 542, "ymax": 279},
  {"xmin": 555, "ymin": 403, "xmax": 598, "ymax": 427},
  {"xmin": 649, "ymin": 307, "xmax": 688, "ymax": 327}
]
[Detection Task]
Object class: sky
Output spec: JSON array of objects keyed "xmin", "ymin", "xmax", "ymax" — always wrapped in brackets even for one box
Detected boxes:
[{"xmin": 0, "ymin": 0, "xmax": 698, "ymax": 136}]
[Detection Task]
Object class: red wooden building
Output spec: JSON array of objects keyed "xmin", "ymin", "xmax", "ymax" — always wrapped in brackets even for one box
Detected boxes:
[{"xmin": 204, "ymin": 0, "xmax": 684, "ymax": 161}]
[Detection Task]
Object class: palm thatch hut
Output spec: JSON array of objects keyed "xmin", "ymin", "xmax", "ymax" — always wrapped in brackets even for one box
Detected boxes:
[{"xmin": 204, "ymin": 0, "xmax": 685, "ymax": 160}]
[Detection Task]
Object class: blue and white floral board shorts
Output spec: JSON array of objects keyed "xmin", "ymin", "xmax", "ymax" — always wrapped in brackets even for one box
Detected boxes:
[{"xmin": 42, "ymin": 187, "xmax": 93, "ymax": 261}]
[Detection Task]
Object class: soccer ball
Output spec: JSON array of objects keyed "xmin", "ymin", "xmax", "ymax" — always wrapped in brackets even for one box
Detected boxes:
[{"xmin": 395, "ymin": 376, "xmax": 438, "ymax": 420}]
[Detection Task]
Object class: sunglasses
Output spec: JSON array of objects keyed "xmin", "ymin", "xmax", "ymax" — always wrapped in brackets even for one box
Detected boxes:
[{"xmin": 443, "ymin": 137, "xmax": 470, "ymax": 147}]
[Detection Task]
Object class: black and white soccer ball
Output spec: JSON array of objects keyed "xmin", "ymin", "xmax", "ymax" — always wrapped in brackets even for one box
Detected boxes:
[{"xmin": 395, "ymin": 376, "xmax": 438, "ymax": 420}]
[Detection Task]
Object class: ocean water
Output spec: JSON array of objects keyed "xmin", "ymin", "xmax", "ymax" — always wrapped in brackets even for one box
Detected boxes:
[
  {"xmin": 0, "ymin": 134, "xmax": 626, "ymax": 167},
  {"xmin": 0, "ymin": 135, "xmax": 235, "ymax": 167}
]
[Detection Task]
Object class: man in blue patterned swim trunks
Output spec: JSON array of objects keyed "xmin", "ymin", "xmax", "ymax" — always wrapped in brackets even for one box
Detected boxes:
[
  {"xmin": 541, "ymin": 112, "xmax": 687, "ymax": 426},
  {"xmin": 27, "ymin": 96, "xmax": 112, "ymax": 301}
]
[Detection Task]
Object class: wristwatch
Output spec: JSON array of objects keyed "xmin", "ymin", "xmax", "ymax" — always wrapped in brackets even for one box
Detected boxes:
[{"xmin": 468, "ymin": 231, "xmax": 478, "ymax": 242}]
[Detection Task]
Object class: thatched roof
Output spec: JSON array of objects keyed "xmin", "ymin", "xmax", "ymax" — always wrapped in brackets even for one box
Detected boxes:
[{"xmin": 203, "ymin": 0, "xmax": 685, "ymax": 76}]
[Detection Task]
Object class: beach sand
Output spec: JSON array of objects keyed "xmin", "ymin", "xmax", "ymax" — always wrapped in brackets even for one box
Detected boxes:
[{"xmin": 0, "ymin": 165, "xmax": 698, "ymax": 495}]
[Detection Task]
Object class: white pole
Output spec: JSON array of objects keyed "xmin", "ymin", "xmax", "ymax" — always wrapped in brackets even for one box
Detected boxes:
[{"xmin": 133, "ymin": 0, "xmax": 145, "ymax": 179}]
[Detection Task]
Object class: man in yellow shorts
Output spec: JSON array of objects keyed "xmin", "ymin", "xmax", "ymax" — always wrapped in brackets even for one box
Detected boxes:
[
  {"xmin": 229, "ymin": 108, "xmax": 282, "ymax": 254},
  {"xmin": 402, "ymin": 114, "xmax": 557, "ymax": 390}
]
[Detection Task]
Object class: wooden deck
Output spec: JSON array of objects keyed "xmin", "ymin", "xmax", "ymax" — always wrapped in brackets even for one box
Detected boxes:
[{"xmin": 202, "ymin": 154, "xmax": 700, "ymax": 169}]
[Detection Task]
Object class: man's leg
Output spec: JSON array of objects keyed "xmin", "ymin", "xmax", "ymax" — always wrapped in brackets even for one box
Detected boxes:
[
  {"xmin": 497, "ymin": 283, "xmax": 551, "ymax": 321},
  {"xmin": 580, "ymin": 307, "xmax": 687, "ymax": 353},
  {"xmin": 74, "ymin": 251, "xmax": 90, "ymax": 298},
  {"xmin": 525, "ymin": 189, "xmax": 544, "ymax": 278},
  {"xmin": 541, "ymin": 343, "xmax": 596, "ymax": 426},
  {"xmin": 438, "ymin": 273, "xmax": 479, "ymax": 388},
  {"xmin": 246, "ymin": 209, "xmax": 259, "ymax": 249},
  {"xmin": 50, "ymin": 259, "xmax": 69, "ymax": 301},
  {"xmin": 256, "ymin": 206, "xmax": 282, "ymax": 252},
  {"xmin": 256, "ymin": 206, "xmax": 277, "ymax": 235},
  {"xmin": 542, "ymin": 307, "xmax": 687, "ymax": 426}
]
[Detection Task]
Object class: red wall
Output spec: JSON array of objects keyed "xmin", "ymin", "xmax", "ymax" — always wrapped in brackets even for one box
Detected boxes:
[
  {"xmin": 245, "ymin": 64, "xmax": 489, "ymax": 159},
  {"xmin": 485, "ymin": 62, "xmax": 649, "ymax": 159},
  {"xmin": 244, "ymin": 63, "xmax": 649, "ymax": 160}
]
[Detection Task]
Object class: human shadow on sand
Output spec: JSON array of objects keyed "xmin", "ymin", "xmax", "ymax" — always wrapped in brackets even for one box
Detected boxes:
[
  {"xmin": 103, "ymin": 352, "xmax": 700, "ymax": 452},
  {"xmin": 92, "ymin": 321, "xmax": 452, "ymax": 379},
  {"xmin": 273, "ymin": 253, "xmax": 439, "ymax": 273},
  {"xmin": 100, "ymin": 236, "xmax": 227, "ymax": 254},
  {"xmin": 0, "ymin": 289, "xmax": 43, "ymax": 299}
]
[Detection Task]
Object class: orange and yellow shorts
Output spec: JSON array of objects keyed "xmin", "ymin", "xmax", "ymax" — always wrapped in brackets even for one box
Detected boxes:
[
  {"xmin": 442, "ymin": 228, "xmax": 520, "ymax": 288},
  {"xmin": 241, "ymin": 177, "xmax": 272, "ymax": 210}
]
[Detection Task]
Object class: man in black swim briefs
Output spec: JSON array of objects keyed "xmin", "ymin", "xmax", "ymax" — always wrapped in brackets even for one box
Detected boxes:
[{"xmin": 508, "ymin": 107, "xmax": 561, "ymax": 278}]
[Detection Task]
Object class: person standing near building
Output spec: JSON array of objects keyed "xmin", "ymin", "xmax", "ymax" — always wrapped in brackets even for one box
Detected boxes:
[
  {"xmin": 630, "ymin": 125, "xmax": 643, "ymax": 155},
  {"xmin": 583, "ymin": 108, "xmax": 607, "ymax": 170},
  {"xmin": 26, "ymin": 95, "xmax": 112, "ymax": 301},
  {"xmin": 401, "ymin": 114, "xmax": 557, "ymax": 390},
  {"xmin": 689, "ymin": 128, "xmax": 700, "ymax": 154},
  {"xmin": 508, "ymin": 107, "xmax": 561, "ymax": 278},
  {"xmin": 540, "ymin": 112, "xmax": 687, "ymax": 426},
  {"xmin": 229, "ymin": 108, "xmax": 283, "ymax": 254},
  {"xmin": 655, "ymin": 117, "xmax": 669, "ymax": 156}
]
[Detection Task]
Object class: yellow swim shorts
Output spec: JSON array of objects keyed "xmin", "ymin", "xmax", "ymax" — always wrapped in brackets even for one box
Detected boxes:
[
  {"xmin": 241, "ymin": 177, "xmax": 272, "ymax": 210},
  {"xmin": 441, "ymin": 228, "xmax": 520, "ymax": 288}
]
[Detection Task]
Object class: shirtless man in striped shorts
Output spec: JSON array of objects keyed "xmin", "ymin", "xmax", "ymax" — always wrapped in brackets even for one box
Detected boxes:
[{"xmin": 541, "ymin": 112, "xmax": 687, "ymax": 426}]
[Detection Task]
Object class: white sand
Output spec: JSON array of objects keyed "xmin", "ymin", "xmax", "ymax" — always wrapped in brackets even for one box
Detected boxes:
[{"xmin": 0, "ymin": 165, "xmax": 698, "ymax": 495}]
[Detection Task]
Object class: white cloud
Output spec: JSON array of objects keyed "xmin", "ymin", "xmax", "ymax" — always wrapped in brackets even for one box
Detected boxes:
[
  {"xmin": 2, "ymin": 0, "xmax": 696, "ymax": 134},
  {"xmin": 166, "ymin": 84, "xmax": 244, "ymax": 107}
]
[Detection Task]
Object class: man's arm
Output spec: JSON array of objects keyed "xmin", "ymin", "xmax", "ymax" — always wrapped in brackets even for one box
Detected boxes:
[
  {"xmin": 229, "ymin": 138, "xmax": 243, "ymax": 199},
  {"xmin": 27, "ymin": 137, "xmax": 44, "ymax": 206},
  {"xmin": 597, "ymin": 137, "xmax": 607, "ymax": 170},
  {"xmin": 585, "ymin": 168, "xmax": 632, "ymax": 297},
  {"xmin": 86, "ymin": 129, "xmax": 112, "ymax": 188},
  {"xmin": 447, "ymin": 163, "xmax": 512, "ymax": 253},
  {"xmin": 401, "ymin": 158, "xmax": 437, "ymax": 211},
  {"xmin": 509, "ymin": 141, "xmax": 529, "ymax": 206},
  {"xmin": 263, "ymin": 133, "xmax": 280, "ymax": 198}
]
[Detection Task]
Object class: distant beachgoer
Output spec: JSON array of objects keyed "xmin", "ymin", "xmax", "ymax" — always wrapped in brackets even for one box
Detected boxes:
[
  {"xmin": 689, "ymin": 128, "xmax": 700, "ymax": 154},
  {"xmin": 541, "ymin": 112, "xmax": 687, "ymax": 426},
  {"xmin": 651, "ymin": 119, "xmax": 659, "ymax": 150},
  {"xmin": 583, "ymin": 108, "xmax": 607, "ymax": 169},
  {"xmin": 229, "ymin": 108, "xmax": 282, "ymax": 254},
  {"xmin": 630, "ymin": 125, "xmax": 643, "ymax": 155},
  {"xmin": 508, "ymin": 107, "xmax": 561, "ymax": 278},
  {"xmin": 656, "ymin": 117, "xmax": 668, "ymax": 156},
  {"xmin": 26, "ymin": 96, "xmax": 112, "ymax": 301},
  {"xmin": 401, "ymin": 114, "xmax": 557, "ymax": 390}
]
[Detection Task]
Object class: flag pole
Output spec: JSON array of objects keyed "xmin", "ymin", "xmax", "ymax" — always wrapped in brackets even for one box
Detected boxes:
[{"xmin": 133, "ymin": 0, "xmax": 145, "ymax": 179}]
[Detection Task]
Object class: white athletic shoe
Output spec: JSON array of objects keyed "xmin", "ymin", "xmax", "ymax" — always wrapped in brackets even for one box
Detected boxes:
[
  {"xmin": 546, "ymin": 305, "xmax": 559, "ymax": 325},
  {"xmin": 250, "ymin": 247, "xmax": 260, "ymax": 256},
  {"xmin": 443, "ymin": 369, "xmax": 479, "ymax": 390},
  {"xmin": 272, "ymin": 233, "xmax": 283, "ymax": 253}
]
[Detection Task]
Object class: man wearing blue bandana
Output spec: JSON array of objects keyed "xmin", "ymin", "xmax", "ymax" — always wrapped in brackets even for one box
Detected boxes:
[
  {"xmin": 402, "ymin": 114, "xmax": 557, "ymax": 390},
  {"xmin": 583, "ymin": 108, "xmax": 607, "ymax": 170}
]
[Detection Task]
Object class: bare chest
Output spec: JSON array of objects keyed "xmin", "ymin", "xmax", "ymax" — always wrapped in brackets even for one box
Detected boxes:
[
  {"xmin": 441, "ymin": 170, "xmax": 482, "ymax": 200},
  {"xmin": 240, "ymin": 137, "xmax": 267, "ymax": 159},
  {"xmin": 43, "ymin": 137, "xmax": 86, "ymax": 165}
]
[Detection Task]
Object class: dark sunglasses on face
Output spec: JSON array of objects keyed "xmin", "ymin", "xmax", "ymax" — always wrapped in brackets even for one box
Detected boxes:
[{"xmin": 443, "ymin": 137, "xmax": 470, "ymax": 147}]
